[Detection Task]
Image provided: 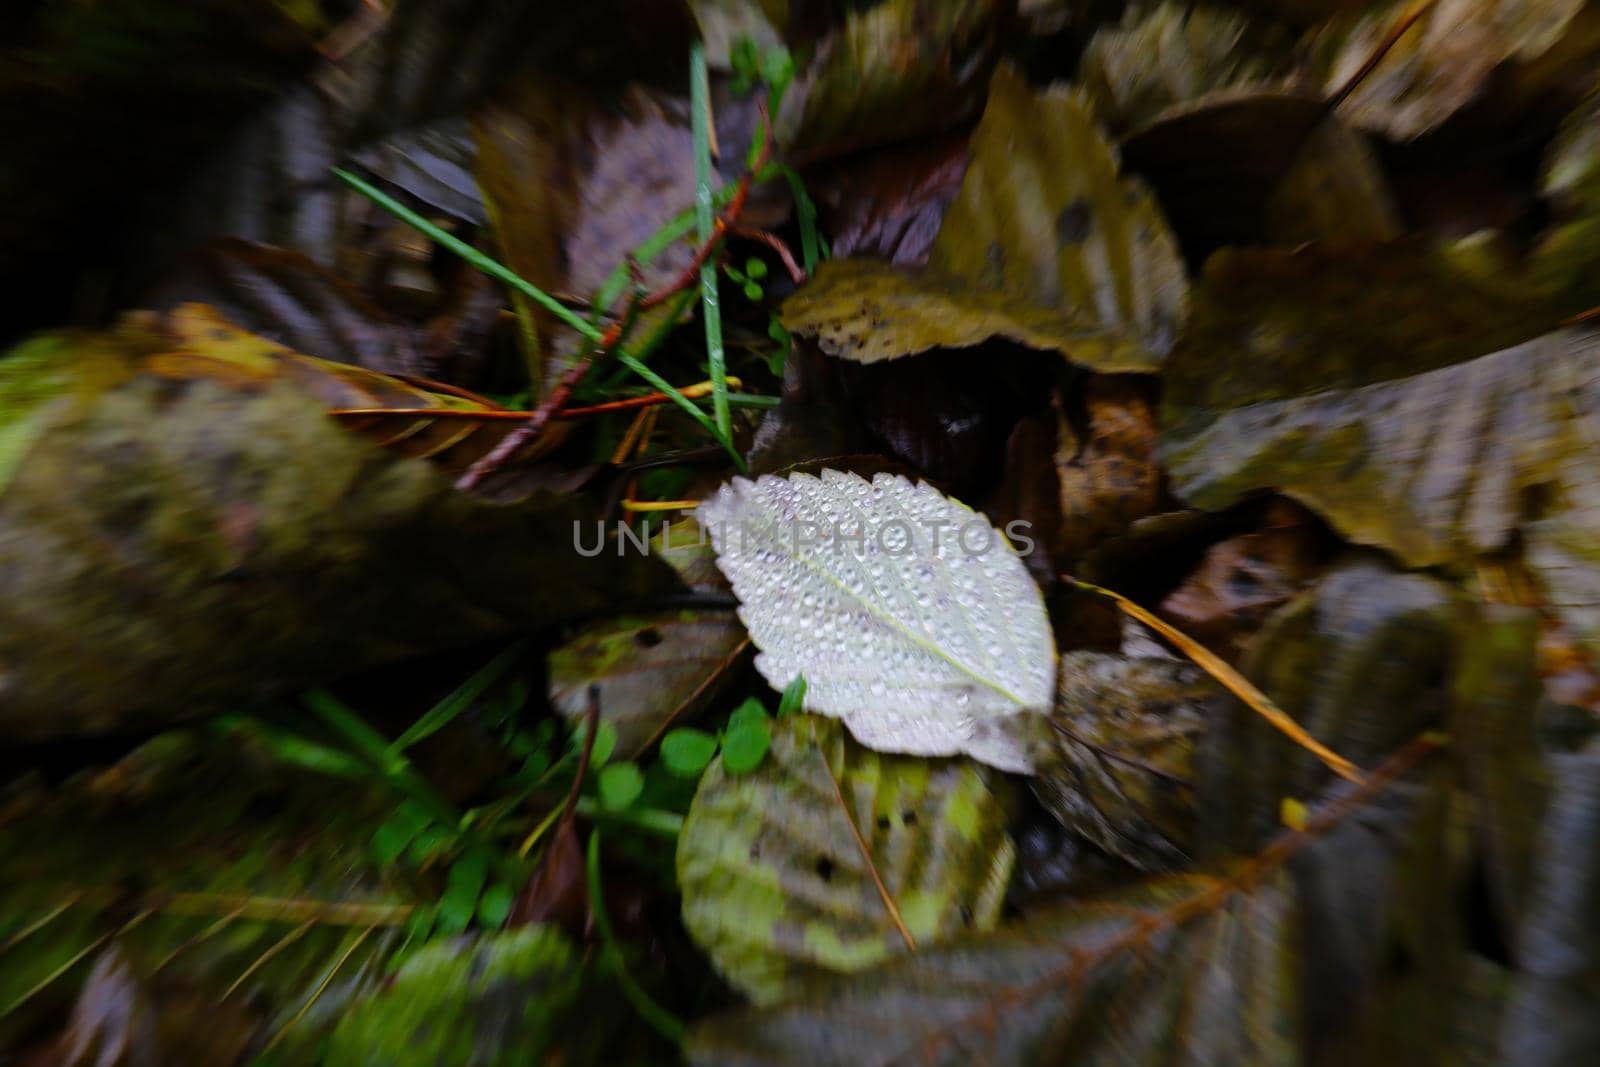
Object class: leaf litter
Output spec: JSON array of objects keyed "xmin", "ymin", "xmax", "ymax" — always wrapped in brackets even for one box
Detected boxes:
[{"xmin": 2, "ymin": 0, "xmax": 1600, "ymax": 1063}]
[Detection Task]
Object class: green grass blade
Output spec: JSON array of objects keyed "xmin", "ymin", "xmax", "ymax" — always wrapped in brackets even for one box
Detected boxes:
[
  {"xmin": 776, "ymin": 164, "xmax": 824, "ymax": 273},
  {"xmin": 615, "ymin": 351, "xmax": 745, "ymax": 471},
  {"xmin": 333, "ymin": 168, "xmax": 601, "ymax": 344},
  {"xmin": 387, "ymin": 640, "xmax": 528, "ymax": 756},
  {"xmin": 336, "ymin": 166, "xmax": 744, "ymax": 467},
  {"xmin": 303, "ymin": 689, "xmax": 460, "ymax": 826},
  {"xmin": 689, "ymin": 43, "xmax": 731, "ymax": 439}
]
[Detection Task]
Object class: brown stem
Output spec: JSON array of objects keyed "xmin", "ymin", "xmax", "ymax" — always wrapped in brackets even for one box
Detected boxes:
[
  {"xmin": 731, "ymin": 226, "xmax": 807, "ymax": 285},
  {"xmin": 454, "ymin": 104, "xmax": 776, "ymax": 491}
]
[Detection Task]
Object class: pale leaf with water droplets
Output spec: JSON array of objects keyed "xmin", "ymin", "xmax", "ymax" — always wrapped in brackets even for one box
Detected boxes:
[{"xmin": 696, "ymin": 470, "xmax": 1055, "ymax": 772}]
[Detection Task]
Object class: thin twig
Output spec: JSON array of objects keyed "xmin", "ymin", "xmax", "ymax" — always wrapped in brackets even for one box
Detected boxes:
[
  {"xmin": 1327, "ymin": 0, "xmax": 1440, "ymax": 109},
  {"xmin": 1062, "ymin": 575, "xmax": 1363, "ymax": 784},
  {"xmin": 731, "ymin": 226, "xmax": 807, "ymax": 285},
  {"xmin": 219, "ymin": 919, "xmax": 316, "ymax": 1003},
  {"xmin": 4, "ymin": 910, "xmax": 153, "ymax": 1018},
  {"xmin": 258, "ymin": 924, "xmax": 379, "ymax": 1056},
  {"xmin": 817, "ymin": 751, "xmax": 917, "ymax": 952},
  {"xmin": 560, "ymin": 378, "xmax": 742, "ymax": 419},
  {"xmin": 923, "ymin": 731, "xmax": 1446, "ymax": 1061}
]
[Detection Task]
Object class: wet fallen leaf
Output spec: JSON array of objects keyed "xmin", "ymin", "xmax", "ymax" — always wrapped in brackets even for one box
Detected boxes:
[
  {"xmin": 1160, "ymin": 242, "xmax": 1589, "ymax": 567},
  {"xmin": 473, "ymin": 75, "xmax": 707, "ymax": 393},
  {"xmin": 677, "ymin": 714, "xmax": 1014, "ymax": 1005},
  {"xmin": 1196, "ymin": 556, "xmax": 1461, "ymax": 850},
  {"xmin": 698, "ymin": 470, "xmax": 1055, "ymax": 771},
  {"xmin": 1499, "ymin": 744, "xmax": 1600, "ymax": 1062},
  {"xmin": 688, "ymin": 858, "xmax": 1310, "ymax": 1066},
  {"xmin": 1025, "ymin": 652, "xmax": 1217, "ymax": 869},
  {"xmin": 548, "ymin": 610, "xmax": 750, "ymax": 756},
  {"xmin": 1312, "ymin": 0, "xmax": 1591, "ymax": 140},
  {"xmin": 779, "ymin": 0, "xmax": 1005, "ymax": 164},
  {"xmin": 1053, "ymin": 376, "xmax": 1164, "ymax": 561},
  {"xmin": 1263, "ymin": 116, "xmax": 1404, "ymax": 243},
  {"xmin": 928, "ymin": 64, "xmax": 1189, "ymax": 368},
  {"xmin": 149, "ymin": 239, "xmax": 424, "ymax": 376},
  {"xmin": 809, "ymin": 132, "xmax": 971, "ymax": 266},
  {"xmin": 780, "ymin": 259, "xmax": 1154, "ymax": 370},
  {"xmin": 1118, "ymin": 90, "xmax": 1334, "ymax": 256},
  {"xmin": 1079, "ymin": 2, "xmax": 1301, "ymax": 134}
]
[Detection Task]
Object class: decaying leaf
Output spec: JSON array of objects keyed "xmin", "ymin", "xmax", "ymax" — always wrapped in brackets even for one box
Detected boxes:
[
  {"xmin": 697, "ymin": 470, "xmax": 1055, "ymax": 771},
  {"xmin": 1159, "ymin": 501, "xmax": 1327, "ymax": 663},
  {"xmin": 147, "ymin": 239, "xmax": 425, "ymax": 377},
  {"xmin": 1118, "ymin": 90, "xmax": 1334, "ymax": 256},
  {"xmin": 778, "ymin": 0, "xmax": 1005, "ymax": 164},
  {"xmin": 1453, "ymin": 607, "xmax": 1549, "ymax": 932},
  {"xmin": 688, "ymin": 867, "xmax": 1302, "ymax": 1066},
  {"xmin": 1262, "ymin": 117, "xmax": 1404, "ymax": 243},
  {"xmin": 926, "ymin": 64, "xmax": 1188, "ymax": 369},
  {"xmin": 146, "ymin": 303, "xmax": 547, "ymax": 475},
  {"xmin": 782, "ymin": 65, "xmax": 1188, "ymax": 374},
  {"xmin": 1053, "ymin": 376, "xmax": 1164, "ymax": 559},
  {"xmin": 548, "ymin": 610, "xmax": 749, "ymax": 756},
  {"xmin": 1499, "ymin": 744, "xmax": 1600, "ymax": 1062},
  {"xmin": 1196, "ymin": 556, "xmax": 1463, "ymax": 851},
  {"xmin": 1025, "ymin": 652, "xmax": 1217, "ymax": 870},
  {"xmin": 1160, "ymin": 242, "xmax": 1590, "ymax": 567},
  {"xmin": 779, "ymin": 259, "xmax": 1156, "ymax": 370},
  {"xmin": 1533, "ymin": 89, "xmax": 1600, "ymax": 308},
  {"xmin": 1079, "ymin": 2, "xmax": 1300, "ymax": 134},
  {"xmin": 810, "ymin": 132, "xmax": 971, "ymax": 267},
  {"xmin": 1313, "ymin": 0, "xmax": 1590, "ymax": 140},
  {"xmin": 472, "ymin": 75, "xmax": 705, "ymax": 393},
  {"xmin": 676, "ymin": 714, "xmax": 1015, "ymax": 1005},
  {"xmin": 0, "ymin": 306, "xmax": 670, "ymax": 739}
]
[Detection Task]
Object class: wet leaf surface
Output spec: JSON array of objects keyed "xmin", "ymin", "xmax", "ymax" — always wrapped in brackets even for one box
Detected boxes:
[
  {"xmin": 1196, "ymin": 556, "xmax": 1462, "ymax": 851},
  {"xmin": 1119, "ymin": 90, "xmax": 1335, "ymax": 257},
  {"xmin": 1499, "ymin": 745, "xmax": 1600, "ymax": 1063},
  {"xmin": 698, "ymin": 470, "xmax": 1055, "ymax": 771},
  {"xmin": 677, "ymin": 714, "xmax": 1015, "ymax": 1005},
  {"xmin": 148, "ymin": 239, "xmax": 425, "ymax": 376},
  {"xmin": 780, "ymin": 259, "xmax": 1158, "ymax": 370}
]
